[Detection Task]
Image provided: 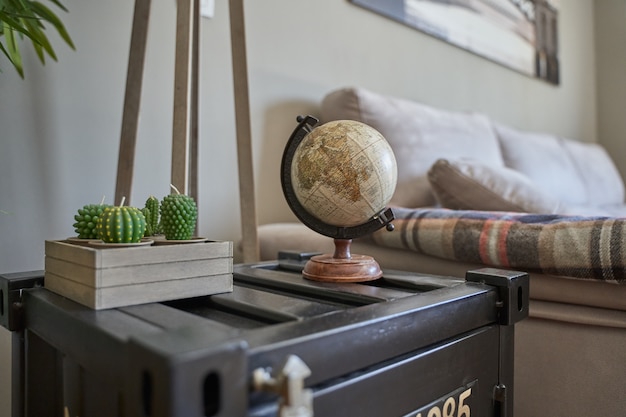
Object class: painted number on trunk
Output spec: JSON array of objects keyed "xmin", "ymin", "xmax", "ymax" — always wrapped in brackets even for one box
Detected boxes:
[{"xmin": 404, "ymin": 381, "xmax": 475, "ymax": 417}]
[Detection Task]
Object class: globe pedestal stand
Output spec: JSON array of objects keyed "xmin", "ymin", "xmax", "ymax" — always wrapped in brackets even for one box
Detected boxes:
[{"xmin": 302, "ymin": 239, "xmax": 383, "ymax": 283}]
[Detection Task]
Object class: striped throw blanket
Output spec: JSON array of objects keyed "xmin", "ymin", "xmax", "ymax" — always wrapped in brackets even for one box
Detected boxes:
[{"xmin": 371, "ymin": 207, "xmax": 626, "ymax": 283}]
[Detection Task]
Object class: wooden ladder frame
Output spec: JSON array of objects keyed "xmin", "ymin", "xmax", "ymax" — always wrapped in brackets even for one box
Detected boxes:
[{"xmin": 114, "ymin": 0, "xmax": 259, "ymax": 262}]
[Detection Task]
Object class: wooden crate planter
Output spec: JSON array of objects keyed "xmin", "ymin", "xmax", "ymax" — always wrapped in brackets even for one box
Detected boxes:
[{"xmin": 44, "ymin": 239, "xmax": 233, "ymax": 310}]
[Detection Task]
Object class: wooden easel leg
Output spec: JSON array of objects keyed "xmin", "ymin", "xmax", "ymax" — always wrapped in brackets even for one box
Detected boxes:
[
  {"xmin": 115, "ymin": 0, "xmax": 152, "ymax": 206},
  {"xmin": 114, "ymin": 0, "xmax": 256, "ymax": 253},
  {"xmin": 230, "ymin": 0, "xmax": 260, "ymax": 262},
  {"xmin": 190, "ymin": 0, "xmax": 200, "ymax": 235},
  {"xmin": 171, "ymin": 0, "xmax": 194, "ymax": 195}
]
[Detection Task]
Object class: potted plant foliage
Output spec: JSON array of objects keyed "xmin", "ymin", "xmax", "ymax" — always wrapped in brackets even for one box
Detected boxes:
[{"xmin": 0, "ymin": 0, "xmax": 74, "ymax": 78}]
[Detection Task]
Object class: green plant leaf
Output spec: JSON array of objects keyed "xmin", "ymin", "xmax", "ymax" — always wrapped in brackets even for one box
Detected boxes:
[
  {"xmin": 0, "ymin": 11, "xmax": 30, "ymax": 37},
  {"xmin": 0, "ymin": 0, "xmax": 73, "ymax": 77},
  {"xmin": 30, "ymin": 28, "xmax": 44, "ymax": 62},
  {"xmin": 0, "ymin": 39, "xmax": 13, "ymax": 64},
  {"xmin": 47, "ymin": 0, "xmax": 67, "ymax": 13},
  {"xmin": 31, "ymin": 2, "xmax": 74, "ymax": 49},
  {"xmin": 21, "ymin": 14, "xmax": 57, "ymax": 61},
  {"xmin": 2, "ymin": 21, "xmax": 24, "ymax": 77}
]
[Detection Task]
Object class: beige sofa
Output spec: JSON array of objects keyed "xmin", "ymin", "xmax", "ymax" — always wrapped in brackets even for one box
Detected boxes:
[{"xmin": 259, "ymin": 87, "xmax": 626, "ymax": 417}]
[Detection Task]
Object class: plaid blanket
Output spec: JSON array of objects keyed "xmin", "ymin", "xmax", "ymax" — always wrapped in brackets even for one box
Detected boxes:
[{"xmin": 371, "ymin": 208, "xmax": 626, "ymax": 284}]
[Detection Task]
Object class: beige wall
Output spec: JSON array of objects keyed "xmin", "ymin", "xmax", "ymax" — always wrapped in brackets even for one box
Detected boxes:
[
  {"xmin": 595, "ymin": 1, "xmax": 626, "ymax": 180},
  {"xmin": 0, "ymin": 1, "xmax": 612, "ymax": 415}
]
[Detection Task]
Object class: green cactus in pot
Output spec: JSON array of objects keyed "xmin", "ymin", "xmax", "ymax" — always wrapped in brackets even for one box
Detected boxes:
[
  {"xmin": 95, "ymin": 197, "xmax": 146, "ymax": 243},
  {"xmin": 160, "ymin": 185, "xmax": 197, "ymax": 240},
  {"xmin": 72, "ymin": 196, "xmax": 111, "ymax": 239},
  {"xmin": 142, "ymin": 195, "xmax": 161, "ymax": 236}
]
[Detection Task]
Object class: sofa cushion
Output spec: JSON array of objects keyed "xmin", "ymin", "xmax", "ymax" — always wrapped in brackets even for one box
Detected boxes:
[
  {"xmin": 561, "ymin": 139, "xmax": 625, "ymax": 206},
  {"xmin": 321, "ymin": 87, "xmax": 505, "ymax": 207},
  {"xmin": 371, "ymin": 207, "xmax": 626, "ymax": 283},
  {"xmin": 427, "ymin": 158, "xmax": 565, "ymax": 213},
  {"xmin": 493, "ymin": 123, "xmax": 625, "ymax": 207}
]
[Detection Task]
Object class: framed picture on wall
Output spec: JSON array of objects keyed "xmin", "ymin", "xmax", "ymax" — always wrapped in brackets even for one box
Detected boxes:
[{"xmin": 350, "ymin": 0, "xmax": 560, "ymax": 85}]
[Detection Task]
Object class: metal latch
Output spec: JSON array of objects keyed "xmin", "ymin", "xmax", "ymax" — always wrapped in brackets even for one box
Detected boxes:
[
  {"xmin": 253, "ymin": 355, "xmax": 313, "ymax": 417},
  {"xmin": 465, "ymin": 268, "xmax": 529, "ymax": 325},
  {"xmin": 0, "ymin": 270, "xmax": 44, "ymax": 331},
  {"xmin": 494, "ymin": 384, "xmax": 508, "ymax": 417}
]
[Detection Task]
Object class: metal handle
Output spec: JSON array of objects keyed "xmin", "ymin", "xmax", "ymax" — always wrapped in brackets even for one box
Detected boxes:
[{"xmin": 253, "ymin": 355, "xmax": 313, "ymax": 417}]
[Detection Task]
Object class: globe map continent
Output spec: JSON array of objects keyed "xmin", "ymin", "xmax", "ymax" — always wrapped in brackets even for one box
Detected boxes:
[{"xmin": 291, "ymin": 120, "xmax": 397, "ymax": 227}]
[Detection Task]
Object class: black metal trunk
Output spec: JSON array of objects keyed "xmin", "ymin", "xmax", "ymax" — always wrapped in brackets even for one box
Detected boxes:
[{"xmin": 1, "ymin": 261, "xmax": 528, "ymax": 417}]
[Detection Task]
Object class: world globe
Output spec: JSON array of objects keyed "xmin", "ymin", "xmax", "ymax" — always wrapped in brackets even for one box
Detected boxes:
[
  {"xmin": 281, "ymin": 116, "xmax": 397, "ymax": 282},
  {"xmin": 289, "ymin": 119, "xmax": 398, "ymax": 228}
]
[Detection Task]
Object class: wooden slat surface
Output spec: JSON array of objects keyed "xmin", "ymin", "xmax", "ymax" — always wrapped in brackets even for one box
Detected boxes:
[{"xmin": 45, "ymin": 272, "xmax": 233, "ymax": 310}]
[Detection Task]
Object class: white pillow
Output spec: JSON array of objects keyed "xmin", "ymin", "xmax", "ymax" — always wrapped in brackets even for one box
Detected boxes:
[
  {"xmin": 322, "ymin": 87, "xmax": 504, "ymax": 207},
  {"xmin": 493, "ymin": 123, "xmax": 588, "ymax": 206},
  {"xmin": 561, "ymin": 139, "xmax": 625, "ymax": 206},
  {"xmin": 428, "ymin": 158, "xmax": 565, "ymax": 213}
]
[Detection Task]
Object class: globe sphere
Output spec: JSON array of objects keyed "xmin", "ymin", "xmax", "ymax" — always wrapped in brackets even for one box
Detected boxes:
[{"xmin": 290, "ymin": 120, "xmax": 397, "ymax": 227}]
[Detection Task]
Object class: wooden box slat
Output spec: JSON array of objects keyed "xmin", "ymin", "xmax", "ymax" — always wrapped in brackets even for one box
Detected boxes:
[
  {"xmin": 45, "ymin": 240, "xmax": 232, "ymax": 268},
  {"xmin": 45, "ymin": 256, "xmax": 233, "ymax": 287},
  {"xmin": 45, "ymin": 272, "xmax": 233, "ymax": 310},
  {"xmin": 44, "ymin": 240, "xmax": 233, "ymax": 310}
]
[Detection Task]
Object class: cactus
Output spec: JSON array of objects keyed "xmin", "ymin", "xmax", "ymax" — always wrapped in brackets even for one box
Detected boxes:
[
  {"xmin": 143, "ymin": 195, "xmax": 160, "ymax": 236},
  {"xmin": 73, "ymin": 197, "xmax": 111, "ymax": 239},
  {"xmin": 141, "ymin": 207, "xmax": 154, "ymax": 236},
  {"xmin": 96, "ymin": 197, "xmax": 146, "ymax": 243},
  {"xmin": 160, "ymin": 185, "xmax": 197, "ymax": 240}
]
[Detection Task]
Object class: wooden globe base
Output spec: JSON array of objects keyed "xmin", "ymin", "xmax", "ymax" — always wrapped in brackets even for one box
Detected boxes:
[{"xmin": 302, "ymin": 239, "xmax": 383, "ymax": 283}]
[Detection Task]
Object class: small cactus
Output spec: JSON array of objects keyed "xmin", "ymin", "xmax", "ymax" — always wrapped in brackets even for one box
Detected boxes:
[
  {"xmin": 141, "ymin": 207, "xmax": 154, "ymax": 236},
  {"xmin": 73, "ymin": 197, "xmax": 111, "ymax": 239},
  {"xmin": 96, "ymin": 197, "xmax": 146, "ymax": 243},
  {"xmin": 160, "ymin": 185, "xmax": 197, "ymax": 240},
  {"xmin": 143, "ymin": 195, "xmax": 160, "ymax": 236}
]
